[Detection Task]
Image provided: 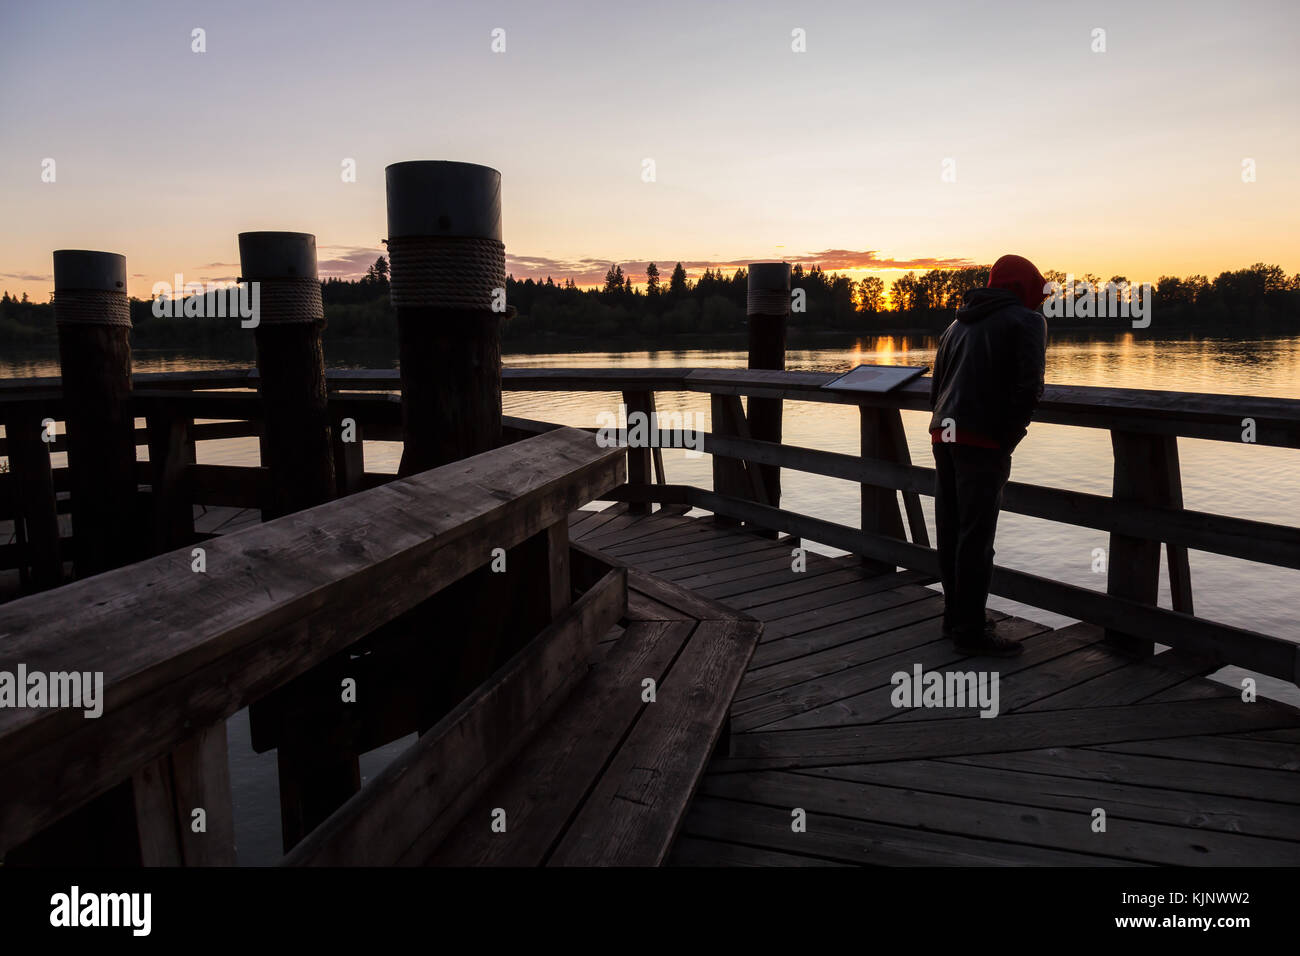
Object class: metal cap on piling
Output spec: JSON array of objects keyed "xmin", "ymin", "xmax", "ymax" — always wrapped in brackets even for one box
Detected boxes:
[
  {"xmin": 238, "ymin": 232, "xmax": 319, "ymax": 280},
  {"xmin": 384, "ymin": 161, "xmax": 506, "ymax": 313},
  {"xmin": 237, "ymin": 231, "xmax": 323, "ymax": 326},
  {"xmin": 53, "ymin": 250, "xmax": 126, "ymax": 292},
  {"xmin": 747, "ymin": 261, "xmax": 792, "ymax": 316},
  {"xmin": 385, "ymin": 161, "xmax": 502, "ymax": 240},
  {"xmin": 52, "ymin": 250, "xmax": 130, "ymax": 326}
]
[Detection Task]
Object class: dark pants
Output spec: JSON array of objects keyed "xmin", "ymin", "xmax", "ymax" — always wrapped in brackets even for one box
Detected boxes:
[{"xmin": 932, "ymin": 442, "xmax": 1012, "ymax": 639}]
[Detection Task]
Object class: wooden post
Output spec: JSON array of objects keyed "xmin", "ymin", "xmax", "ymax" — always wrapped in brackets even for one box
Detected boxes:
[
  {"xmin": 239, "ymin": 232, "xmax": 353, "ymax": 850},
  {"xmin": 382, "ymin": 161, "xmax": 568, "ymax": 739},
  {"xmin": 332, "ymin": 416, "xmax": 364, "ymax": 495},
  {"xmin": 132, "ymin": 724, "xmax": 236, "ymax": 866},
  {"xmin": 1106, "ymin": 431, "xmax": 1191, "ymax": 656},
  {"xmin": 386, "ymin": 161, "xmax": 505, "ymax": 474},
  {"xmin": 623, "ymin": 389, "xmax": 654, "ymax": 514},
  {"xmin": 2, "ymin": 410, "xmax": 62, "ymax": 590},
  {"xmin": 746, "ymin": 262, "xmax": 789, "ymax": 526},
  {"xmin": 859, "ymin": 405, "xmax": 908, "ymax": 575},
  {"xmin": 13, "ymin": 260, "xmax": 230, "ymax": 862},
  {"xmin": 146, "ymin": 409, "xmax": 196, "ymax": 553},
  {"xmin": 52, "ymin": 250, "xmax": 139, "ymax": 577},
  {"xmin": 240, "ymin": 232, "xmax": 336, "ymax": 518},
  {"xmin": 710, "ymin": 394, "xmax": 748, "ymax": 528}
]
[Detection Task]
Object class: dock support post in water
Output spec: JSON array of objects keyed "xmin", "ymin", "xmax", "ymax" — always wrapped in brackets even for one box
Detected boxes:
[
  {"xmin": 386, "ymin": 160, "xmax": 505, "ymax": 473},
  {"xmin": 383, "ymin": 159, "xmax": 566, "ymax": 716},
  {"xmin": 10, "ymin": 253, "xmax": 235, "ymax": 865},
  {"xmin": 51, "ymin": 250, "xmax": 139, "ymax": 577},
  {"xmin": 239, "ymin": 232, "xmax": 354, "ymax": 850},
  {"xmin": 240, "ymin": 231, "xmax": 336, "ymax": 518}
]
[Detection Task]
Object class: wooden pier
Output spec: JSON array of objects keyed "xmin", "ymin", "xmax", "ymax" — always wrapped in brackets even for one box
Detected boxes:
[
  {"xmin": 1, "ymin": 162, "xmax": 1298, "ymax": 867},
  {"xmin": 2, "ymin": 364, "xmax": 1297, "ymax": 867},
  {"xmin": 570, "ymin": 505, "xmax": 1300, "ymax": 866}
]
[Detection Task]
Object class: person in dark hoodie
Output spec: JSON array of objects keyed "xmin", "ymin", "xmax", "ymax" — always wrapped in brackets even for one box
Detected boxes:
[{"xmin": 928, "ymin": 254, "xmax": 1048, "ymax": 657}]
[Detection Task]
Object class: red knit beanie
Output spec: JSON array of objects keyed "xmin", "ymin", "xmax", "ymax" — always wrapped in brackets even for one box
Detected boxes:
[{"xmin": 988, "ymin": 254, "xmax": 1047, "ymax": 309}]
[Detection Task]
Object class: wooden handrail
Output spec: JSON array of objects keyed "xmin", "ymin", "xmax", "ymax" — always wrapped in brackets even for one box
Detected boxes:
[
  {"xmin": 4, "ymin": 366, "xmax": 1299, "ymax": 445},
  {"xmin": 0, "ymin": 427, "xmax": 626, "ymax": 851},
  {"xmin": 3, "ymin": 365, "xmax": 1296, "ymax": 678},
  {"xmin": 4, "ymin": 365, "xmax": 1296, "ymax": 452}
]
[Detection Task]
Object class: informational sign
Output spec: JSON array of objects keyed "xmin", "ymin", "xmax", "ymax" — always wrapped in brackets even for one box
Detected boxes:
[{"xmin": 821, "ymin": 364, "xmax": 929, "ymax": 393}]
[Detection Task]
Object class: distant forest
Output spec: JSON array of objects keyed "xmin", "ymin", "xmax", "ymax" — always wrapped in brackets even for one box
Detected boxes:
[{"xmin": 3, "ymin": 258, "xmax": 1299, "ymax": 350}]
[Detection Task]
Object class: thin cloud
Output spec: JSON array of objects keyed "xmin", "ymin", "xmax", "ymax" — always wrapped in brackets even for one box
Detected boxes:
[{"xmin": 318, "ymin": 245, "xmax": 384, "ymax": 279}]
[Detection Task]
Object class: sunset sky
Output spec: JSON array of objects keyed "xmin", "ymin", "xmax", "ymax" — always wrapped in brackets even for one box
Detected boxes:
[{"xmin": 1, "ymin": 0, "xmax": 1297, "ymax": 301}]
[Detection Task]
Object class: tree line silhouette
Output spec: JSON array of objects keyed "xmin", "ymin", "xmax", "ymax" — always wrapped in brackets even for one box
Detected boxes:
[{"xmin": 2, "ymin": 258, "xmax": 1298, "ymax": 349}]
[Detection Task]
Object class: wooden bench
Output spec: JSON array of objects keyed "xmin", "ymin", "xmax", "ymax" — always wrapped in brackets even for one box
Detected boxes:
[{"xmin": 285, "ymin": 543, "xmax": 762, "ymax": 867}]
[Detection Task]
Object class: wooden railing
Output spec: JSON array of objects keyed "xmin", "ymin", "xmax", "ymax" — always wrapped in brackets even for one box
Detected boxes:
[
  {"xmin": 2, "ymin": 366, "xmax": 1298, "ymax": 686},
  {"xmin": 0, "ymin": 427, "xmax": 626, "ymax": 862}
]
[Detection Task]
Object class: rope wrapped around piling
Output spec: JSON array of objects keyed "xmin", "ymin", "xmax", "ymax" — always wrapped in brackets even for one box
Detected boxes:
[
  {"xmin": 386, "ymin": 236, "xmax": 507, "ymax": 312},
  {"xmin": 54, "ymin": 289, "xmax": 131, "ymax": 328},
  {"xmin": 746, "ymin": 289, "xmax": 792, "ymax": 316},
  {"xmin": 241, "ymin": 276, "xmax": 324, "ymax": 326}
]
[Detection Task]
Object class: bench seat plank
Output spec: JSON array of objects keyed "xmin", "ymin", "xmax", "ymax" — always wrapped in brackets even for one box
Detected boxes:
[
  {"xmin": 548, "ymin": 618, "xmax": 762, "ymax": 866},
  {"xmin": 429, "ymin": 619, "xmax": 698, "ymax": 866}
]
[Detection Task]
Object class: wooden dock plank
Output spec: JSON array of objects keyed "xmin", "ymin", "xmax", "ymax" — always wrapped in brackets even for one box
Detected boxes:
[
  {"xmin": 669, "ymin": 835, "xmax": 851, "ymax": 867},
  {"xmin": 1019, "ymin": 650, "xmax": 1217, "ymax": 711},
  {"xmin": 678, "ymin": 794, "xmax": 1141, "ymax": 866},
  {"xmin": 720, "ymin": 699, "xmax": 1300, "ymax": 772},
  {"xmin": 561, "ymin": 513, "xmax": 1300, "ymax": 866},
  {"xmin": 1091, "ymin": 736, "xmax": 1300, "ymax": 771},
  {"xmin": 943, "ymin": 748, "xmax": 1300, "ymax": 803},
  {"xmin": 745, "ymin": 618, "xmax": 1052, "ymax": 733},
  {"xmin": 700, "ymin": 769, "xmax": 1300, "ymax": 865},
  {"xmin": 723, "ymin": 567, "xmax": 893, "ymax": 611},
  {"xmin": 805, "ymin": 760, "xmax": 1300, "ymax": 842},
  {"xmin": 736, "ymin": 613, "xmax": 951, "ymax": 703},
  {"xmin": 750, "ymin": 593, "xmax": 945, "ymax": 665}
]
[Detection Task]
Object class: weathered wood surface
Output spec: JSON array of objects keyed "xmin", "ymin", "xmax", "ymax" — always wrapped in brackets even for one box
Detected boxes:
[
  {"xmin": 618, "ymin": 484, "xmax": 1298, "ymax": 683},
  {"xmin": 285, "ymin": 565, "xmax": 628, "ymax": 866},
  {"xmin": 570, "ymin": 507, "xmax": 1300, "ymax": 867},
  {"xmin": 427, "ymin": 563, "xmax": 760, "ymax": 867},
  {"xmin": 0, "ymin": 427, "xmax": 624, "ymax": 850}
]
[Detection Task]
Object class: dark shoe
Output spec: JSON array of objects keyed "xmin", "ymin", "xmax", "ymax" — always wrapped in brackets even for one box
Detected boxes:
[
  {"xmin": 953, "ymin": 623, "xmax": 1024, "ymax": 657},
  {"xmin": 942, "ymin": 612, "xmax": 996, "ymax": 642}
]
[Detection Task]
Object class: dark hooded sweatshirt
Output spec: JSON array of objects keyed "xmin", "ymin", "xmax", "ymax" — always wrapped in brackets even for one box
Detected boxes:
[{"xmin": 928, "ymin": 285, "xmax": 1048, "ymax": 453}]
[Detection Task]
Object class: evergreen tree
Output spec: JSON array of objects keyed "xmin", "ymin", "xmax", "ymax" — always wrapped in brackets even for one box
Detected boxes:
[{"xmin": 669, "ymin": 262, "xmax": 688, "ymax": 297}]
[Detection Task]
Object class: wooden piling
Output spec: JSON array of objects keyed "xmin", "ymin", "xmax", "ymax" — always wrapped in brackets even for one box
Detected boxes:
[
  {"xmin": 383, "ymin": 160, "xmax": 566, "ymax": 730},
  {"xmin": 238, "ymin": 232, "xmax": 354, "ymax": 850},
  {"xmin": 386, "ymin": 161, "xmax": 506, "ymax": 473},
  {"xmin": 52, "ymin": 250, "xmax": 139, "ymax": 577},
  {"xmin": 240, "ymin": 232, "xmax": 336, "ymax": 518}
]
